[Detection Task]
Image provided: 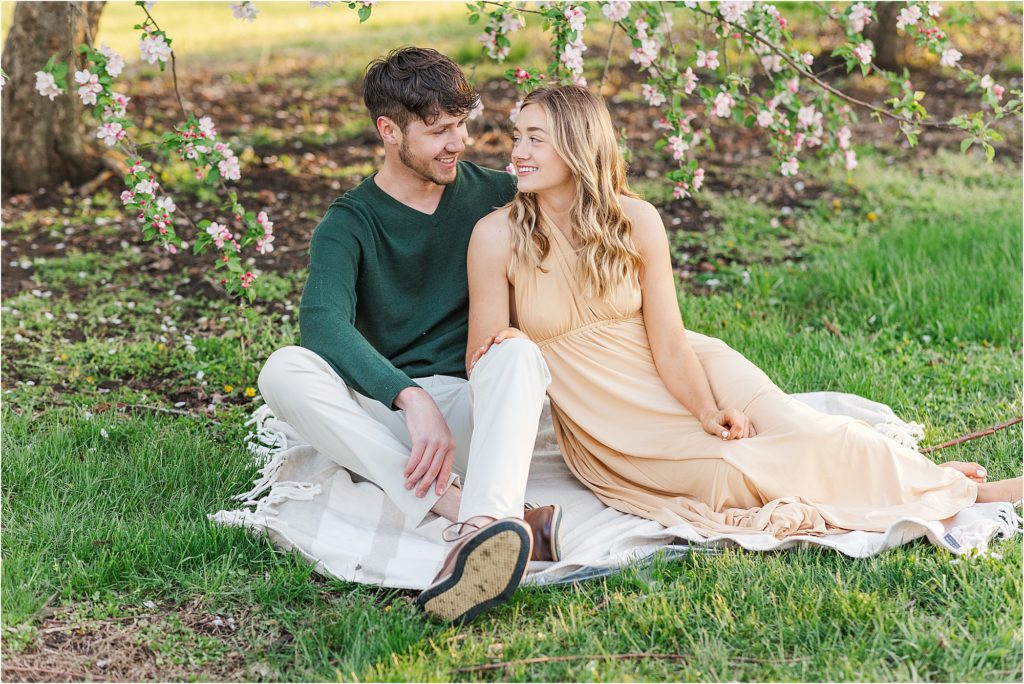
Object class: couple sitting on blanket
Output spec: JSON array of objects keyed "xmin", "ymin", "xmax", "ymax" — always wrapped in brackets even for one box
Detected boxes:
[{"xmin": 257, "ymin": 47, "xmax": 1022, "ymax": 624}]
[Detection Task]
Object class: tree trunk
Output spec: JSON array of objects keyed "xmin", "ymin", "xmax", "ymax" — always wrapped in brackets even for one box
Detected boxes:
[
  {"xmin": 1, "ymin": 2, "xmax": 106, "ymax": 194},
  {"xmin": 866, "ymin": 2, "xmax": 906, "ymax": 71}
]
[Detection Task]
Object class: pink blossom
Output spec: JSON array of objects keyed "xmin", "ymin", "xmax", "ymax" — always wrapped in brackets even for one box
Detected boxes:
[
  {"xmin": 602, "ymin": 1, "xmax": 630, "ymax": 22},
  {"xmin": 166, "ymin": 243, "xmax": 178, "ymax": 254},
  {"xmin": 801, "ymin": 52, "xmax": 814, "ymax": 66},
  {"xmin": 257, "ymin": 210, "xmax": 274, "ymax": 234},
  {"xmin": 240, "ymin": 271, "xmax": 257, "ymax": 288},
  {"xmin": 760, "ymin": 54, "xmax": 783, "ymax": 73},
  {"xmin": 654, "ymin": 116, "xmax": 671, "ymax": 130},
  {"xmin": 786, "ymin": 77, "xmax": 799, "ymax": 93},
  {"xmin": 214, "ymin": 142, "xmax": 231, "ymax": 154},
  {"xmin": 779, "ymin": 157, "xmax": 799, "ymax": 176},
  {"xmin": 103, "ymin": 91, "xmax": 130, "ymax": 118},
  {"xmin": 940, "ymin": 47, "xmax": 962, "ymax": 68},
  {"xmin": 96, "ymin": 122, "xmax": 126, "ymax": 146},
  {"xmin": 509, "ymin": 100, "xmax": 523, "ymax": 124},
  {"xmin": 797, "ymin": 105, "xmax": 820, "ymax": 129},
  {"xmin": 35, "ymin": 71, "xmax": 62, "ymax": 100},
  {"xmin": 199, "ymin": 116, "xmax": 217, "ymax": 138},
  {"xmin": 673, "ymin": 182, "xmax": 689, "ymax": 200},
  {"xmin": 844, "ymin": 149, "xmax": 858, "ymax": 170},
  {"xmin": 98, "ymin": 44, "xmax": 125, "ymax": 78},
  {"xmin": 756, "ymin": 110, "xmax": 774, "ymax": 127},
  {"xmin": 718, "ymin": 1, "xmax": 751, "ymax": 24},
  {"xmin": 993, "ymin": 84, "xmax": 1005, "ymax": 100},
  {"xmin": 564, "ymin": 5, "xmax": 586, "ymax": 33},
  {"xmin": 681, "ymin": 67, "xmax": 698, "ymax": 94},
  {"xmin": 712, "ymin": 91, "xmax": 734, "ymax": 118},
  {"xmin": 792, "ymin": 132, "xmax": 805, "ymax": 152},
  {"xmin": 74, "ymin": 70, "xmax": 102, "ymax": 105},
  {"xmin": 499, "ymin": 12, "xmax": 523, "ymax": 34},
  {"xmin": 560, "ymin": 42, "xmax": 586, "ymax": 72},
  {"xmin": 505, "ymin": 162, "xmax": 516, "ymax": 175},
  {"xmin": 130, "ymin": 161, "xmax": 146, "ymax": 174},
  {"xmin": 691, "ymin": 167, "xmax": 705, "ymax": 191},
  {"xmin": 139, "ymin": 33, "xmax": 172, "ymax": 64},
  {"xmin": 120, "ymin": 190, "xmax": 135, "ymax": 204},
  {"xmin": 157, "ymin": 196, "xmax": 177, "ymax": 213},
  {"xmin": 837, "ymin": 125, "xmax": 852, "ymax": 150},
  {"xmin": 134, "ymin": 179, "xmax": 157, "ymax": 195},
  {"xmin": 256, "ymin": 236, "xmax": 275, "ymax": 254},
  {"xmin": 896, "ymin": 4, "xmax": 922, "ymax": 30},
  {"xmin": 641, "ymin": 84, "xmax": 666, "ymax": 107},
  {"xmin": 696, "ymin": 50, "xmax": 719, "ymax": 69},
  {"xmin": 218, "ymin": 155, "xmax": 241, "ymax": 181},
  {"xmin": 927, "ymin": 1, "xmax": 942, "ymax": 17},
  {"xmin": 630, "ymin": 39, "xmax": 659, "ymax": 68},
  {"xmin": 847, "ymin": 2, "xmax": 872, "ymax": 33},
  {"xmin": 852, "ymin": 42, "xmax": 873, "ymax": 65},
  {"xmin": 634, "ymin": 17, "xmax": 650, "ymax": 40},
  {"xmin": 231, "ymin": 1, "xmax": 259, "ymax": 21},
  {"xmin": 667, "ymin": 135, "xmax": 689, "ymax": 160}
]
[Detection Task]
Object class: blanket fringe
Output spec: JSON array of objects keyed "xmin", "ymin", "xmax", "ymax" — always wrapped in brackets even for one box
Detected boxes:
[
  {"xmin": 872, "ymin": 420, "xmax": 925, "ymax": 451},
  {"xmin": 211, "ymin": 402, "xmax": 321, "ymax": 528}
]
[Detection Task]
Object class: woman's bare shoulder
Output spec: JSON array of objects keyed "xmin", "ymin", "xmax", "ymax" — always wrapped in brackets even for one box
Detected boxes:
[
  {"xmin": 619, "ymin": 195, "xmax": 666, "ymax": 245},
  {"xmin": 470, "ymin": 206, "xmax": 514, "ymax": 259}
]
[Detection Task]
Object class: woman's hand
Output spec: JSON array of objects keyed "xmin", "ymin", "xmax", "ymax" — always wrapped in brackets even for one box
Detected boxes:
[
  {"xmin": 469, "ymin": 327, "xmax": 530, "ymax": 375},
  {"xmin": 700, "ymin": 408, "xmax": 757, "ymax": 440}
]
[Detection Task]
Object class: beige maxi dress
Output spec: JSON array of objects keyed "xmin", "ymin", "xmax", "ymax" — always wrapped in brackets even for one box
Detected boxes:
[{"xmin": 511, "ymin": 226, "xmax": 978, "ymax": 538}]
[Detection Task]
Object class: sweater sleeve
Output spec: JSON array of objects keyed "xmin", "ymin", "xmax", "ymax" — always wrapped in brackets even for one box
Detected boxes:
[{"xmin": 299, "ymin": 208, "xmax": 416, "ymax": 408}]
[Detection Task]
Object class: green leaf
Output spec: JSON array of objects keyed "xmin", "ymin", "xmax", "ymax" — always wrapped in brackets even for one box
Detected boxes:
[
  {"xmin": 468, "ymin": 12, "xmax": 480, "ymax": 24},
  {"xmin": 960, "ymin": 138, "xmax": 973, "ymax": 153},
  {"xmin": 358, "ymin": 5, "xmax": 372, "ymax": 22},
  {"xmin": 984, "ymin": 143, "xmax": 995, "ymax": 163}
]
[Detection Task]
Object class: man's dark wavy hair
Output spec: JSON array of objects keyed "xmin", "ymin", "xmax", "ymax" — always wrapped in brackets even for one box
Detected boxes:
[{"xmin": 363, "ymin": 47, "xmax": 479, "ymax": 133}]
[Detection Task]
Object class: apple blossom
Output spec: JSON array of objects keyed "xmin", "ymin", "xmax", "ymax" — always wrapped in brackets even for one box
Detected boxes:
[
  {"xmin": 157, "ymin": 196, "xmax": 177, "ymax": 213},
  {"xmin": 980, "ymin": 74, "xmax": 993, "ymax": 89},
  {"xmin": 96, "ymin": 122, "xmax": 126, "ymax": 146},
  {"xmin": 756, "ymin": 110, "xmax": 774, "ymax": 127},
  {"xmin": 696, "ymin": 50, "xmax": 719, "ymax": 70},
  {"xmin": 993, "ymin": 84, "xmax": 1005, "ymax": 100},
  {"xmin": 852, "ymin": 43, "xmax": 873, "ymax": 66},
  {"xmin": 139, "ymin": 33, "xmax": 172, "ymax": 64},
  {"xmin": 928, "ymin": 2, "xmax": 942, "ymax": 17},
  {"xmin": 641, "ymin": 83, "xmax": 666, "ymax": 107},
  {"xmin": 667, "ymin": 135, "xmax": 689, "ymax": 160},
  {"xmin": 940, "ymin": 47, "xmax": 962, "ymax": 68},
  {"xmin": 74, "ymin": 70, "xmax": 102, "ymax": 105},
  {"xmin": 218, "ymin": 155, "xmax": 242, "ymax": 181},
  {"xmin": 761, "ymin": 54, "xmax": 783, "ymax": 73},
  {"xmin": 896, "ymin": 4, "xmax": 922, "ymax": 31},
  {"xmin": 564, "ymin": 6, "xmax": 586, "ymax": 33},
  {"xmin": 846, "ymin": 3, "xmax": 872, "ymax": 33},
  {"xmin": 718, "ymin": 1, "xmax": 751, "ymax": 25},
  {"xmin": 780, "ymin": 157, "xmax": 799, "ymax": 176},
  {"xmin": 231, "ymin": 1, "xmax": 259, "ymax": 22},
  {"xmin": 844, "ymin": 149, "xmax": 858, "ymax": 170},
  {"xmin": 98, "ymin": 44, "xmax": 125, "ymax": 77},
  {"xmin": 713, "ymin": 91, "xmax": 734, "ymax": 118},
  {"xmin": 35, "ymin": 71, "xmax": 63, "ymax": 100},
  {"xmin": 691, "ymin": 167, "xmax": 705, "ymax": 191},
  {"xmin": 630, "ymin": 39, "xmax": 659, "ymax": 69},
  {"xmin": 135, "ymin": 178, "xmax": 157, "ymax": 195},
  {"xmin": 681, "ymin": 67, "xmax": 698, "ymax": 94},
  {"xmin": 601, "ymin": 1, "xmax": 629, "ymax": 22},
  {"xmin": 837, "ymin": 125, "xmax": 852, "ymax": 149}
]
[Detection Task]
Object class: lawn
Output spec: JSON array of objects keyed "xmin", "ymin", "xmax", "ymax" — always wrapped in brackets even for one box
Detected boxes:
[{"xmin": 2, "ymin": 3, "xmax": 1023, "ymax": 681}]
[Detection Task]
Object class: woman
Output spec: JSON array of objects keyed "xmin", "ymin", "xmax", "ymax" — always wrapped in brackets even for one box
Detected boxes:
[{"xmin": 466, "ymin": 85, "xmax": 1021, "ymax": 538}]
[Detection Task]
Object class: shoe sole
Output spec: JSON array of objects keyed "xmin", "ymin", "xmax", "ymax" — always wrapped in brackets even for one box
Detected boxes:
[{"xmin": 417, "ymin": 520, "xmax": 531, "ymax": 625}]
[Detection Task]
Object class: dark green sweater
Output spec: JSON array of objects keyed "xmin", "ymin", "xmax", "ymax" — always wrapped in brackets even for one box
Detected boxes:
[{"xmin": 299, "ymin": 161, "xmax": 516, "ymax": 408}]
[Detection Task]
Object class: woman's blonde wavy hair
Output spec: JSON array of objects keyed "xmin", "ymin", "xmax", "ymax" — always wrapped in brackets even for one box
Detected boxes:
[{"xmin": 508, "ymin": 85, "xmax": 643, "ymax": 299}]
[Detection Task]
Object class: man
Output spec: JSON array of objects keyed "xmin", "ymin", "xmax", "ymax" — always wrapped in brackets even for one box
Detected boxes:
[{"xmin": 257, "ymin": 47, "xmax": 560, "ymax": 625}]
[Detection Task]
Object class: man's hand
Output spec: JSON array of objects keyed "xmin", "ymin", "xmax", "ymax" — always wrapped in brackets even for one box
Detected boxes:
[
  {"xmin": 394, "ymin": 386, "xmax": 455, "ymax": 497},
  {"xmin": 699, "ymin": 407, "xmax": 757, "ymax": 440},
  {"xmin": 469, "ymin": 327, "xmax": 530, "ymax": 375}
]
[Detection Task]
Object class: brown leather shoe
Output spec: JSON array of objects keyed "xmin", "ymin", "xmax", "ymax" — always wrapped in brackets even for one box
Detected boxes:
[
  {"xmin": 524, "ymin": 503, "xmax": 562, "ymax": 562},
  {"xmin": 416, "ymin": 518, "xmax": 532, "ymax": 624}
]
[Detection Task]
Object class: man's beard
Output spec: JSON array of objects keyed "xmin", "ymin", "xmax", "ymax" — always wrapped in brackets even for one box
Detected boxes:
[{"xmin": 398, "ymin": 138, "xmax": 457, "ymax": 186}]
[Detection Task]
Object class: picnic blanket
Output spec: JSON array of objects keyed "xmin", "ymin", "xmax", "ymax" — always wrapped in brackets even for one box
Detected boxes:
[{"xmin": 210, "ymin": 392, "xmax": 1020, "ymax": 589}]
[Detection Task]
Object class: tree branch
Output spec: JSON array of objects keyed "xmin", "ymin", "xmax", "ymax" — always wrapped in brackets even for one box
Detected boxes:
[{"xmin": 921, "ymin": 416, "xmax": 1022, "ymax": 454}]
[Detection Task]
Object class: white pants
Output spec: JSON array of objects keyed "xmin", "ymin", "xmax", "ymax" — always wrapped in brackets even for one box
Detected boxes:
[{"xmin": 257, "ymin": 338, "xmax": 551, "ymax": 525}]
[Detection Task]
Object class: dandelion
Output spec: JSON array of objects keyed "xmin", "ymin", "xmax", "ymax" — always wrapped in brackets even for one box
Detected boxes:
[
  {"xmin": 866, "ymin": 211, "xmax": 878, "ymax": 221},
  {"xmin": 244, "ymin": 387, "xmax": 257, "ymax": 398},
  {"xmin": 224, "ymin": 384, "xmax": 234, "ymax": 393}
]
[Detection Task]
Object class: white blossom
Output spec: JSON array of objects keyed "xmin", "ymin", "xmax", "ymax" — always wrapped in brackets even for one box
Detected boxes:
[
  {"xmin": 35, "ymin": 71, "xmax": 63, "ymax": 100},
  {"xmin": 601, "ymin": 1, "xmax": 630, "ymax": 22},
  {"xmin": 231, "ymin": 1, "xmax": 259, "ymax": 21},
  {"xmin": 98, "ymin": 44, "xmax": 124, "ymax": 77},
  {"xmin": 780, "ymin": 157, "xmax": 799, "ymax": 176},
  {"xmin": 940, "ymin": 47, "xmax": 962, "ymax": 68},
  {"xmin": 139, "ymin": 33, "xmax": 172, "ymax": 64}
]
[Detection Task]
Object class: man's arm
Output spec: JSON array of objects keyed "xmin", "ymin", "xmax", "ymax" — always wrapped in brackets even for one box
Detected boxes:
[{"xmin": 299, "ymin": 213, "xmax": 416, "ymax": 409}]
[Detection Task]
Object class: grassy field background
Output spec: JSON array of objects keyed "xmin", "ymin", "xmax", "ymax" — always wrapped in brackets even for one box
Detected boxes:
[{"xmin": 2, "ymin": 1, "xmax": 1022, "ymax": 681}]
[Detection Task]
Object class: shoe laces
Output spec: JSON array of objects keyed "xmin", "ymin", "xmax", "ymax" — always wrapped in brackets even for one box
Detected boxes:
[{"xmin": 441, "ymin": 520, "xmax": 482, "ymax": 543}]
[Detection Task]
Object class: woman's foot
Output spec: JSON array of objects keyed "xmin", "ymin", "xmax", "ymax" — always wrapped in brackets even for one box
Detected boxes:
[
  {"xmin": 976, "ymin": 477, "xmax": 1024, "ymax": 504},
  {"xmin": 941, "ymin": 460, "xmax": 988, "ymax": 483}
]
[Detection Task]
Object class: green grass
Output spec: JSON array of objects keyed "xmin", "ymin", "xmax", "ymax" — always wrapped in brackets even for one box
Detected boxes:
[{"xmin": 3, "ymin": 148, "xmax": 1021, "ymax": 680}]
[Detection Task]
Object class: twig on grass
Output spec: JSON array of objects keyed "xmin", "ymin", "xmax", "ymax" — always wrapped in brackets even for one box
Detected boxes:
[
  {"xmin": 921, "ymin": 416, "xmax": 1023, "ymax": 454},
  {"xmin": 2, "ymin": 665, "xmax": 105, "ymax": 681},
  {"xmin": 453, "ymin": 651, "xmax": 804, "ymax": 673},
  {"xmin": 822, "ymin": 317, "xmax": 845, "ymax": 340}
]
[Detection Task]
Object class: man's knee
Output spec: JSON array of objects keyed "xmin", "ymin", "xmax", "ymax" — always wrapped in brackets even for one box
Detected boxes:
[{"xmin": 258, "ymin": 345, "xmax": 320, "ymax": 400}]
